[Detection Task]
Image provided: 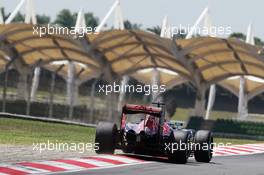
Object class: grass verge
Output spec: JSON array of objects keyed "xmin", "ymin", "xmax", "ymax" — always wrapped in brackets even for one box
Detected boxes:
[
  {"xmin": 0, "ymin": 118, "xmax": 263, "ymax": 146},
  {"xmin": 0, "ymin": 118, "xmax": 95, "ymax": 145}
]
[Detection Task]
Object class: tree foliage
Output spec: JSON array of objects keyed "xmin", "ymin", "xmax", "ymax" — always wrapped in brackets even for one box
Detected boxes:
[
  {"xmin": 13, "ymin": 12, "xmax": 25, "ymax": 22},
  {"xmin": 124, "ymin": 20, "xmax": 142, "ymax": 30},
  {"xmin": 147, "ymin": 26, "xmax": 161, "ymax": 35},
  {"xmin": 54, "ymin": 9, "xmax": 76, "ymax": 28},
  {"xmin": 229, "ymin": 32, "xmax": 264, "ymax": 47},
  {"xmin": 36, "ymin": 14, "xmax": 50, "ymax": 24},
  {"xmin": 84, "ymin": 12, "xmax": 99, "ymax": 28},
  {"xmin": 1, "ymin": 7, "xmax": 264, "ymax": 46},
  {"xmin": 229, "ymin": 32, "xmax": 246, "ymax": 41},
  {"xmin": 53, "ymin": 9, "xmax": 99, "ymax": 28}
]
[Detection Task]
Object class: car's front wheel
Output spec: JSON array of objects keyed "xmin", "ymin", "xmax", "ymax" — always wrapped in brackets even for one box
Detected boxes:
[
  {"xmin": 167, "ymin": 130, "xmax": 191, "ymax": 164},
  {"xmin": 194, "ymin": 130, "xmax": 213, "ymax": 163}
]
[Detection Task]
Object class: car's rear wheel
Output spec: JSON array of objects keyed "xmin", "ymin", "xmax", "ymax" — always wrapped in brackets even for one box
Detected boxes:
[
  {"xmin": 95, "ymin": 122, "xmax": 117, "ymax": 154},
  {"xmin": 194, "ymin": 130, "xmax": 213, "ymax": 163},
  {"xmin": 122, "ymin": 130, "xmax": 136, "ymax": 153},
  {"xmin": 167, "ymin": 130, "xmax": 191, "ymax": 164}
]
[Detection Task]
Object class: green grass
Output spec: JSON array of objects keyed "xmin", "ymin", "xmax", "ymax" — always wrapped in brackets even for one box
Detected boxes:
[
  {"xmin": 0, "ymin": 118, "xmax": 263, "ymax": 146},
  {"xmin": 0, "ymin": 118, "xmax": 95, "ymax": 145},
  {"xmin": 173, "ymin": 108, "xmax": 237, "ymax": 121}
]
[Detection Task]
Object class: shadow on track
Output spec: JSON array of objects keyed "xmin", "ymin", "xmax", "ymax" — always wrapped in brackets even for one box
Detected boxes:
[{"xmin": 117, "ymin": 153, "xmax": 220, "ymax": 166}]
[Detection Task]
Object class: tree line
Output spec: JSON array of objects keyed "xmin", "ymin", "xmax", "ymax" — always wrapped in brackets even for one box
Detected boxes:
[{"xmin": 1, "ymin": 8, "xmax": 263, "ymax": 46}]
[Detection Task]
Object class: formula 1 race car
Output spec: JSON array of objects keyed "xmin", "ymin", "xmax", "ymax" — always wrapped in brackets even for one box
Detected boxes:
[{"xmin": 95, "ymin": 103, "xmax": 213, "ymax": 164}]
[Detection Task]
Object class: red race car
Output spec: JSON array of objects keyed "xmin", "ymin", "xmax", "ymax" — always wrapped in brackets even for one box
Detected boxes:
[{"xmin": 95, "ymin": 103, "xmax": 213, "ymax": 164}]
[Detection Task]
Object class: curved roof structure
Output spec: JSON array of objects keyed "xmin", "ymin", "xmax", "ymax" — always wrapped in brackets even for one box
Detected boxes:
[
  {"xmin": 219, "ymin": 76, "xmax": 264, "ymax": 100},
  {"xmin": 0, "ymin": 24, "xmax": 100, "ymax": 71},
  {"xmin": 0, "ymin": 23, "xmax": 264, "ymax": 91},
  {"xmin": 87, "ymin": 30, "xmax": 264, "ymax": 88},
  {"xmin": 172, "ymin": 37, "xmax": 264, "ymax": 87},
  {"xmin": 0, "ymin": 51, "xmax": 8, "ymax": 71},
  {"xmin": 44, "ymin": 61, "xmax": 99, "ymax": 84},
  {"xmin": 86, "ymin": 30, "xmax": 191, "ymax": 80},
  {"xmin": 131, "ymin": 68, "xmax": 187, "ymax": 89}
]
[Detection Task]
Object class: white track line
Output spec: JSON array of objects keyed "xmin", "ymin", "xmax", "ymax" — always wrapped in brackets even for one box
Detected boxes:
[
  {"xmin": 68, "ymin": 158, "xmax": 114, "ymax": 167},
  {"xmin": 44, "ymin": 162, "xmax": 153, "ymax": 175},
  {"xmin": 215, "ymin": 147, "xmax": 245, "ymax": 154},
  {"xmin": 37, "ymin": 161, "xmax": 84, "ymax": 170},
  {"xmin": 236, "ymin": 145, "xmax": 264, "ymax": 151},
  {"xmin": 93, "ymin": 155, "xmax": 140, "ymax": 164}
]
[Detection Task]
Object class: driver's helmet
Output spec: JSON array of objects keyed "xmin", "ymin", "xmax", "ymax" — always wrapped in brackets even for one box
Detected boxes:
[{"xmin": 144, "ymin": 114, "xmax": 158, "ymax": 135}]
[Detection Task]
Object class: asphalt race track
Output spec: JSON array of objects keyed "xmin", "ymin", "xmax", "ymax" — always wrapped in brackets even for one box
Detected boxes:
[
  {"xmin": 1, "ymin": 144, "xmax": 264, "ymax": 174},
  {"xmin": 61, "ymin": 153, "xmax": 264, "ymax": 175}
]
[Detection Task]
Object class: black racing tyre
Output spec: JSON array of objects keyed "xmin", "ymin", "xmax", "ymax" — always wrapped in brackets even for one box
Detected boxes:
[
  {"xmin": 167, "ymin": 130, "xmax": 191, "ymax": 164},
  {"xmin": 122, "ymin": 130, "xmax": 136, "ymax": 153},
  {"xmin": 194, "ymin": 130, "xmax": 213, "ymax": 163},
  {"xmin": 95, "ymin": 122, "xmax": 117, "ymax": 154}
]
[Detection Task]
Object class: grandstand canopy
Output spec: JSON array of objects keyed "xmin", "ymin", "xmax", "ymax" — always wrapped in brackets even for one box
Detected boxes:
[
  {"xmin": 0, "ymin": 24, "xmax": 100, "ymax": 71},
  {"xmin": 131, "ymin": 68, "xmax": 187, "ymax": 89},
  {"xmin": 1, "ymin": 24, "xmax": 264, "ymax": 90},
  {"xmin": 219, "ymin": 76, "xmax": 264, "ymax": 100},
  {"xmin": 172, "ymin": 37, "xmax": 264, "ymax": 87},
  {"xmin": 44, "ymin": 61, "xmax": 99, "ymax": 83}
]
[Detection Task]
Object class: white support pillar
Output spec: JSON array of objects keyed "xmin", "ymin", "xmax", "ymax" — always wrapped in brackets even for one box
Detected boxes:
[
  {"xmin": 75, "ymin": 8, "xmax": 86, "ymax": 33},
  {"xmin": 25, "ymin": 0, "xmax": 31, "ymax": 23},
  {"xmin": 186, "ymin": 7, "xmax": 209, "ymax": 39},
  {"xmin": 118, "ymin": 75, "xmax": 129, "ymax": 111},
  {"xmin": 30, "ymin": 66, "xmax": 40, "ymax": 101},
  {"xmin": 114, "ymin": 0, "xmax": 124, "ymax": 30},
  {"xmin": 31, "ymin": 0, "xmax": 37, "ymax": 24},
  {"xmin": 238, "ymin": 76, "xmax": 248, "ymax": 119},
  {"xmin": 67, "ymin": 62, "xmax": 77, "ymax": 106},
  {"xmin": 160, "ymin": 15, "xmax": 171, "ymax": 39},
  {"xmin": 0, "ymin": 10, "xmax": 3, "ymax": 24},
  {"xmin": 205, "ymin": 84, "xmax": 216, "ymax": 119},
  {"xmin": 152, "ymin": 68, "xmax": 161, "ymax": 102},
  {"xmin": 203, "ymin": 9, "xmax": 212, "ymax": 35},
  {"xmin": 237, "ymin": 23, "xmax": 254, "ymax": 120},
  {"xmin": 25, "ymin": 0, "xmax": 37, "ymax": 24},
  {"xmin": 246, "ymin": 23, "xmax": 254, "ymax": 45},
  {"xmin": 96, "ymin": 0, "xmax": 119, "ymax": 32},
  {"xmin": 5, "ymin": 0, "xmax": 26, "ymax": 24}
]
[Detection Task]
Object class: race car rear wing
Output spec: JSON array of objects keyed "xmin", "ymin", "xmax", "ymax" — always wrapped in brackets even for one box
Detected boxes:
[{"xmin": 122, "ymin": 104, "xmax": 162, "ymax": 117}]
